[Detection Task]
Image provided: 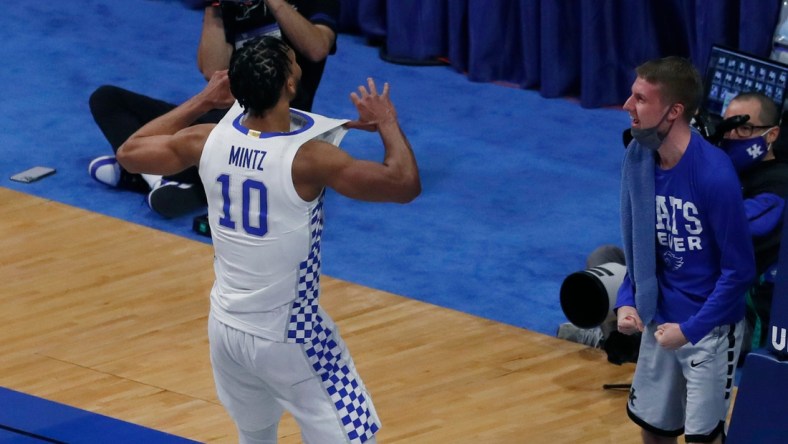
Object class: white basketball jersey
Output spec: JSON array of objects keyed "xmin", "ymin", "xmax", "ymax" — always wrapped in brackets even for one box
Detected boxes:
[{"xmin": 199, "ymin": 101, "xmax": 348, "ymax": 342}]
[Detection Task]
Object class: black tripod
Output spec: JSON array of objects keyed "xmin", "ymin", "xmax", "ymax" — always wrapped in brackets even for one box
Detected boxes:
[{"xmin": 601, "ymin": 330, "xmax": 640, "ymax": 391}]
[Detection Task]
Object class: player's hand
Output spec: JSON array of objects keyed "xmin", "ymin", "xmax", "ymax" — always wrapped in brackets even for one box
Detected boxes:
[
  {"xmin": 654, "ymin": 323, "xmax": 688, "ymax": 350},
  {"xmin": 345, "ymin": 78, "xmax": 397, "ymax": 132},
  {"xmin": 617, "ymin": 305, "xmax": 644, "ymax": 335},
  {"xmin": 199, "ymin": 70, "xmax": 234, "ymax": 109}
]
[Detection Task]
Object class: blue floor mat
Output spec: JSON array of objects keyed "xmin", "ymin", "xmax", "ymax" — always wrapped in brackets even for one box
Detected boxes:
[
  {"xmin": 0, "ymin": 387, "xmax": 198, "ymax": 444},
  {"xmin": 0, "ymin": 1, "xmax": 630, "ymax": 336}
]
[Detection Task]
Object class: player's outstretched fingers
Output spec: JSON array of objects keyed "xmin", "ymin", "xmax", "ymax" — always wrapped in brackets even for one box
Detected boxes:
[{"xmin": 367, "ymin": 77, "xmax": 378, "ymax": 96}]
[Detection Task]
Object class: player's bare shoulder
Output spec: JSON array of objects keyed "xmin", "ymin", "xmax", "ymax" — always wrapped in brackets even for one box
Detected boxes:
[
  {"xmin": 290, "ymin": 139, "xmax": 339, "ymax": 201},
  {"xmin": 295, "ymin": 138, "xmax": 348, "ymax": 169}
]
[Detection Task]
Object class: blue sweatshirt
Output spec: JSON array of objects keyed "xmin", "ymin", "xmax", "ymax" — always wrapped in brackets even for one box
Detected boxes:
[{"xmin": 616, "ymin": 133, "xmax": 756, "ymax": 344}]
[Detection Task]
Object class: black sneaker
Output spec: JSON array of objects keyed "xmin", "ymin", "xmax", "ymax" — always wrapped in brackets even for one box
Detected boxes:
[{"xmin": 147, "ymin": 180, "xmax": 205, "ymax": 218}]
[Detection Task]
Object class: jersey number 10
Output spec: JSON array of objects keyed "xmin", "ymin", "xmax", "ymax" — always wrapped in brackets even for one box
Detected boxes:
[{"xmin": 216, "ymin": 174, "xmax": 268, "ymax": 237}]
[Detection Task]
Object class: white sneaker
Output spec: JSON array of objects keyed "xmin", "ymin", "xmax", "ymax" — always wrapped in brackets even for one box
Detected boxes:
[
  {"xmin": 88, "ymin": 155, "xmax": 121, "ymax": 187},
  {"xmin": 556, "ymin": 323, "xmax": 604, "ymax": 348},
  {"xmin": 147, "ymin": 180, "xmax": 205, "ymax": 218}
]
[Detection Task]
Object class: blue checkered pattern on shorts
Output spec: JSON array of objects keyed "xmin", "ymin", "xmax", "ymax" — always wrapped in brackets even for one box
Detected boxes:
[
  {"xmin": 305, "ymin": 316, "xmax": 380, "ymax": 443},
  {"xmin": 287, "ymin": 194, "xmax": 324, "ymax": 343}
]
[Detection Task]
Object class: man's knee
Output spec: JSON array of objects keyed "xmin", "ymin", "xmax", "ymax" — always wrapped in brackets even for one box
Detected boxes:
[
  {"xmin": 237, "ymin": 422, "xmax": 278, "ymax": 444},
  {"xmin": 89, "ymin": 84, "xmax": 123, "ymax": 116}
]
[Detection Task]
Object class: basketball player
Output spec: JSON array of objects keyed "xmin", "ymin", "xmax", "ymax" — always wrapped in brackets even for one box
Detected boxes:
[
  {"xmin": 116, "ymin": 36, "xmax": 420, "ymax": 444},
  {"xmin": 89, "ymin": 0, "xmax": 340, "ymax": 218},
  {"xmin": 615, "ymin": 57, "xmax": 755, "ymax": 444}
]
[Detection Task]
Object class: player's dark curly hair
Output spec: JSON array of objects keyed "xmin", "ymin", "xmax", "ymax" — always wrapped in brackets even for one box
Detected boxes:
[{"xmin": 229, "ymin": 36, "xmax": 292, "ymax": 117}]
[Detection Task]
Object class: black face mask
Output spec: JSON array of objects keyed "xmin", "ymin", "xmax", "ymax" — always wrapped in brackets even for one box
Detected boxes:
[{"xmin": 630, "ymin": 106, "xmax": 674, "ymax": 151}]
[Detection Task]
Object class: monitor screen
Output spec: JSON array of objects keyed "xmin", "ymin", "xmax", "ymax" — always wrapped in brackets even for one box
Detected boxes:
[{"xmin": 703, "ymin": 45, "xmax": 788, "ymax": 119}]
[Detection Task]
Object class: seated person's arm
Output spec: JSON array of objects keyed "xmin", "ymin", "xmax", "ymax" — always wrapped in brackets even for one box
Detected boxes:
[
  {"xmin": 265, "ymin": 0, "xmax": 336, "ymax": 62},
  {"xmin": 197, "ymin": 6, "xmax": 234, "ymax": 80},
  {"xmin": 745, "ymin": 193, "xmax": 784, "ymax": 237}
]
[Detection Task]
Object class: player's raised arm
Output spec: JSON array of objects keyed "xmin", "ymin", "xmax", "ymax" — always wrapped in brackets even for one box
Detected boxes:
[{"xmin": 295, "ymin": 78, "xmax": 421, "ymax": 203}]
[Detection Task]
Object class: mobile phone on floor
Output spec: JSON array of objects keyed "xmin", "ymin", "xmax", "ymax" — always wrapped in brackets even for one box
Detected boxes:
[{"xmin": 10, "ymin": 166, "xmax": 56, "ymax": 183}]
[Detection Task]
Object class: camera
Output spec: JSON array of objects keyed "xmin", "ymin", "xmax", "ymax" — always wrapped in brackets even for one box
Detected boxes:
[{"xmin": 691, "ymin": 110, "xmax": 750, "ymax": 146}]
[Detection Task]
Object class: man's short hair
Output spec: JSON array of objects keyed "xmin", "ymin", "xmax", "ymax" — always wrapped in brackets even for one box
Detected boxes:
[
  {"xmin": 636, "ymin": 56, "xmax": 703, "ymax": 122},
  {"xmin": 731, "ymin": 92, "xmax": 780, "ymax": 126},
  {"xmin": 229, "ymin": 36, "xmax": 292, "ymax": 117}
]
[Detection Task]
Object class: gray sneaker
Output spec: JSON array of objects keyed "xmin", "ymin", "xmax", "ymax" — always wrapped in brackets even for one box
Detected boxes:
[{"xmin": 556, "ymin": 323, "xmax": 604, "ymax": 348}]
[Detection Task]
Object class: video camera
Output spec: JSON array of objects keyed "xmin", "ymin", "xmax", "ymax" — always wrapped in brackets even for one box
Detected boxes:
[{"xmin": 691, "ymin": 111, "xmax": 751, "ymax": 146}]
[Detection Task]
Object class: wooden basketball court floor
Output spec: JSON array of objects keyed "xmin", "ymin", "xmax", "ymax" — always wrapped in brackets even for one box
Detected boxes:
[{"xmin": 0, "ymin": 187, "xmax": 650, "ymax": 443}]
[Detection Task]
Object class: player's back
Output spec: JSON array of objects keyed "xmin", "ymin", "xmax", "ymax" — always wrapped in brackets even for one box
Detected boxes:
[{"xmin": 199, "ymin": 102, "xmax": 347, "ymax": 339}]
